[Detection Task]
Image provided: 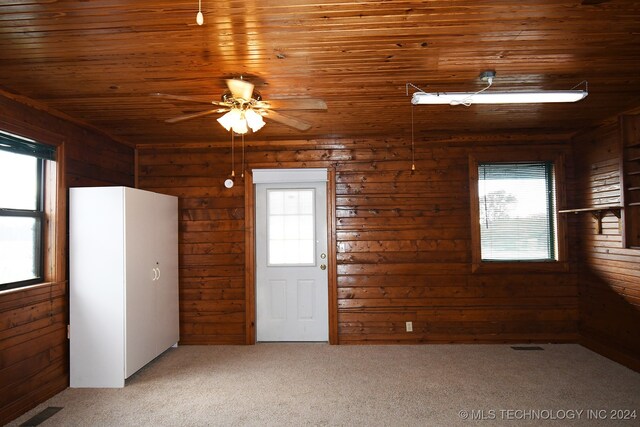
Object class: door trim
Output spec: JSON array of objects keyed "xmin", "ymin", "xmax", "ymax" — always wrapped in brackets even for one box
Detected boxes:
[{"xmin": 244, "ymin": 167, "xmax": 338, "ymax": 344}]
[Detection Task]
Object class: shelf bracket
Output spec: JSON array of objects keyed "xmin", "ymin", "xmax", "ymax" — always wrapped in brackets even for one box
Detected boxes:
[{"xmin": 590, "ymin": 211, "xmax": 604, "ymax": 234}]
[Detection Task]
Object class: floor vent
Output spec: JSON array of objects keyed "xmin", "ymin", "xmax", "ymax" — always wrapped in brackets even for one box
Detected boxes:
[
  {"xmin": 511, "ymin": 346, "xmax": 544, "ymax": 351},
  {"xmin": 20, "ymin": 407, "xmax": 63, "ymax": 426}
]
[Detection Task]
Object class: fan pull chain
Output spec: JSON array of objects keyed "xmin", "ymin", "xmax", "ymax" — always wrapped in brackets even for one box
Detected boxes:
[
  {"xmin": 241, "ymin": 133, "xmax": 245, "ymax": 178},
  {"xmin": 231, "ymin": 131, "xmax": 235, "ymax": 177}
]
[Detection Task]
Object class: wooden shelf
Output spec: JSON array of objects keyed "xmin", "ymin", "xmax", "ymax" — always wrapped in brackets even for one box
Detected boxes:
[
  {"xmin": 558, "ymin": 205, "xmax": 622, "ymax": 234},
  {"xmin": 625, "ymin": 142, "xmax": 640, "ymax": 148},
  {"xmin": 627, "ymin": 171, "xmax": 640, "ymax": 176},
  {"xmin": 629, "ymin": 202, "xmax": 640, "ymax": 207},
  {"xmin": 558, "ymin": 205, "xmax": 622, "ymax": 214},
  {"xmin": 628, "ymin": 187, "xmax": 640, "ymax": 191},
  {"xmin": 627, "ymin": 156, "xmax": 640, "ymax": 162}
]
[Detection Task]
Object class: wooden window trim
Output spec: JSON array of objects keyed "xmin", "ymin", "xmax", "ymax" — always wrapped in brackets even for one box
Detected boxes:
[{"xmin": 468, "ymin": 150, "xmax": 569, "ymax": 274}]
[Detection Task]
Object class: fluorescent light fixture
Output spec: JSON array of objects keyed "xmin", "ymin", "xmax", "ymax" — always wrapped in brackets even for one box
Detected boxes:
[{"xmin": 412, "ymin": 90, "xmax": 588, "ymax": 105}]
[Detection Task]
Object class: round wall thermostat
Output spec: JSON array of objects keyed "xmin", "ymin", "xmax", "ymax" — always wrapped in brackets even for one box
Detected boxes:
[{"xmin": 224, "ymin": 179, "xmax": 234, "ymax": 188}]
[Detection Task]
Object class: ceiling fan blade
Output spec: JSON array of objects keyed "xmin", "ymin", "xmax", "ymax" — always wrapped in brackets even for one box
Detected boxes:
[
  {"xmin": 256, "ymin": 98, "xmax": 327, "ymax": 110},
  {"xmin": 165, "ymin": 109, "xmax": 224, "ymax": 124},
  {"xmin": 152, "ymin": 93, "xmax": 226, "ymax": 105},
  {"xmin": 226, "ymin": 79, "xmax": 254, "ymax": 100},
  {"xmin": 263, "ymin": 110, "xmax": 312, "ymax": 131}
]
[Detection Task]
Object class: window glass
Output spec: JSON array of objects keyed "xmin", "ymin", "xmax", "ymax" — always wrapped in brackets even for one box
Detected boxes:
[
  {"xmin": 0, "ymin": 134, "xmax": 49, "ymax": 289},
  {"xmin": 478, "ymin": 162, "xmax": 556, "ymax": 261},
  {"xmin": 267, "ymin": 189, "xmax": 315, "ymax": 265},
  {"xmin": 0, "ymin": 150, "xmax": 39, "ymax": 210},
  {"xmin": 0, "ymin": 217, "xmax": 41, "ymax": 284}
]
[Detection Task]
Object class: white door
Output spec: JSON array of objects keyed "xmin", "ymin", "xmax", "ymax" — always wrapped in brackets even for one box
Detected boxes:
[
  {"xmin": 124, "ymin": 188, "xmax": 158, "ymax": 377},
  {"xmin": 255, "ymin": 180, "xmax": 328, "ymax": 341},
  {"xmin": 152, "ymin": 192, "xmax": 180, "ymax": 352}
]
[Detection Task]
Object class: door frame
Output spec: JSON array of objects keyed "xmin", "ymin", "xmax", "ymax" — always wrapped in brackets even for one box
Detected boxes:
[{"xmin": 244, "ymin": 166, "xmax": 338, "ymax": 344}]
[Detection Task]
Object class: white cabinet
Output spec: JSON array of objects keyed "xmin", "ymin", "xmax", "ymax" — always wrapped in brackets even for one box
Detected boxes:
[{"xmin": 69, "ymin": 186, "xmax": 179, "ymax": 388}]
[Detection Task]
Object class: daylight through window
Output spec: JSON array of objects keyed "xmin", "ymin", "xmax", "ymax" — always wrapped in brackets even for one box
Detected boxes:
[
  {"xmin": 478, "ymin": 162, "xmax": 556, "ymax": 261},
  {"xmin": 0, "ymin": 130, "xmax": 55, "ymax": 290}
]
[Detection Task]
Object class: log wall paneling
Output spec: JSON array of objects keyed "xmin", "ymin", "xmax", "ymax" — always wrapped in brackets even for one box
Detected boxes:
[
  {"xmin": 137, "ymin": 136, "xmax": 579, "ymax": 346},
  {"xmin": 571, "ymin": 118, "xmax": 640, "ymax": 372},
  {"xmin": 0, "ymin": 91, "xmax": 134, "ymax": 424}
]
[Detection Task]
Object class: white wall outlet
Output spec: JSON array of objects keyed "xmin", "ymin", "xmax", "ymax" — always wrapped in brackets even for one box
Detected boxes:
[{"xmin": 405, "ymin": 321, "xmax": 413, "ymax": 332}]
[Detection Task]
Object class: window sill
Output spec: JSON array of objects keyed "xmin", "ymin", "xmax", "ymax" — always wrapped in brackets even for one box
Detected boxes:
[
  {"xmin": 472, "ymin": 261, "xmax": 570, "ymax": 274},
  {"xmin": 0, "ymin": 280, "xmax": 60, "ymax": 296}
]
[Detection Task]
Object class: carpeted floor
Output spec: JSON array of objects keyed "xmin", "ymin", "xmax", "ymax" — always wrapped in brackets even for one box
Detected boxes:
[{"xmin": 9, "ymin": 344, "xmax": 640, "ymax": 426}]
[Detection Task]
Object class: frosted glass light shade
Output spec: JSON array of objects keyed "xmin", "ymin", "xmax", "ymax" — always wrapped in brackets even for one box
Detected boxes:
[
  {"xmin": 217, "ymin": 108, "xmax": 265, "ymax": 134},
  {"xmin": 231, "ymin": 119, "xmax": 248, "ymax": 134},
  {"xmin": 244, "ymin": 108, "xmax": 265, "ymax": 132},
  {"xmin": 217, "ymin": 109, "xmax": 242, "ymax": 131}
]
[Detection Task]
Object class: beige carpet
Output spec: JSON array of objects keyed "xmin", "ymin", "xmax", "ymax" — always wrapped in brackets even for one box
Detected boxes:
[{"xmin": 9, "ymin": 344, "xmax": 640, "ymax": 426}]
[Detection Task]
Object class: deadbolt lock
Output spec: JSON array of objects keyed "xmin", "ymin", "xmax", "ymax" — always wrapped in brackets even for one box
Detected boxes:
[{"xmin": 320, "ymin": 253, "xmax": 327, "ymax": 259}]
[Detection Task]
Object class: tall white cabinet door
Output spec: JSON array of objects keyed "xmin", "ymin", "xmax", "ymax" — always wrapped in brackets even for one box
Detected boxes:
[
  {"xmin": 70, "ymin": 188, "xmax": 126, "ymax": 388},
  {"xmin": 124, "ymin": 188, "xmax": 159, "ymax": 377},
  {"xmin": 153, "ymin": 193, "xmax": 180, "ymax": 352}
]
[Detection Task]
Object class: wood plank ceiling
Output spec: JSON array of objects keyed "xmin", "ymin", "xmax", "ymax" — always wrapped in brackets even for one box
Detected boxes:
[{"xmin": 1, "ymin": 0, "xmax": 640, "ymax": 146}]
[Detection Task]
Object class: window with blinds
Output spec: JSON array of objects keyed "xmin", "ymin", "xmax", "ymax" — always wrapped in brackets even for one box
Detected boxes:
[
  {"xmin": 477, "ymin": 162, "xmax": 556, "ymax": 261},
  {"xmin": 0, "ymin": 130, "xmax": 55, "ymax": 290}
]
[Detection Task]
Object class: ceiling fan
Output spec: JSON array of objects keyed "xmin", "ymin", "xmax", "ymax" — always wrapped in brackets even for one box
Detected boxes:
[{"xmin": 152, "ymin": 78, "xmax": 327, "ymax": 134}]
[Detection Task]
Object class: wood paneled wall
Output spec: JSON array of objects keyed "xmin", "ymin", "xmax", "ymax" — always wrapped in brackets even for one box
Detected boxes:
[
  {"xmin": 138, "ymin": 135, "xmax": 579, "ymax": 345},
  {"xmin": 0, "ymin": 91, "xmax": 134, "ymax": 424},
  {"xmin": 571, "ymin": 119, "xmax": 640, "ymax": 371}
]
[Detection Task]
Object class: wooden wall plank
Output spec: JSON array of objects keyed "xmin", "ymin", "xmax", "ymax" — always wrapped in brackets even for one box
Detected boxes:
[
  {"xmin": 138, "ymin": 135, "xmax": 578, "ymax": 346},
  {"xmin": 571, "ymin": 118, "xmax": 640, "ymax": 371}
]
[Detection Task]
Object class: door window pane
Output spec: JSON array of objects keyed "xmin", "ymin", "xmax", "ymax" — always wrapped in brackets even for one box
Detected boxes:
[{"xmin": 267, "ymin": 189, "xmax": 315, "ymax": 265}]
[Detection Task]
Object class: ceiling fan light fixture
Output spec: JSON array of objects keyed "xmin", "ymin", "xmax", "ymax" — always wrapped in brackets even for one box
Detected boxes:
[
  {"xmin": 157, "ymin": 77, "xmax": 325, "ymax": 132},
  {"xmin": 217, "ymin": 107, "xmax": 264, "ymax": 134}
]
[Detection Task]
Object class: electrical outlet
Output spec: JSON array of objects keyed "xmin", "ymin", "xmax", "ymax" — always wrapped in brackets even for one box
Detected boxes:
[{"xmin": 405, "ymin": 321, "xmax": 413, "ymax": 332}]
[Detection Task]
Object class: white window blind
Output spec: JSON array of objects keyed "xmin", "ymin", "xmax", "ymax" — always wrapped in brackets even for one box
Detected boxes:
[{"xmin": 478, "ymin": 162, "xmax": 556, "ymax": 261}]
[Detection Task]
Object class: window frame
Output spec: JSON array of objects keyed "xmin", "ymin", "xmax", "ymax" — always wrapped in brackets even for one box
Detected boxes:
[
  {"xmin": 0, "ymin": 129, "xmax": 60, "ymax": 292},
  {"xmin": 0, "ymin": 155, "xmax": 45, "ymax": 289},
  {"xmin": 469, "ymin": 151, "xmax": 568, "ymax": 273}
]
